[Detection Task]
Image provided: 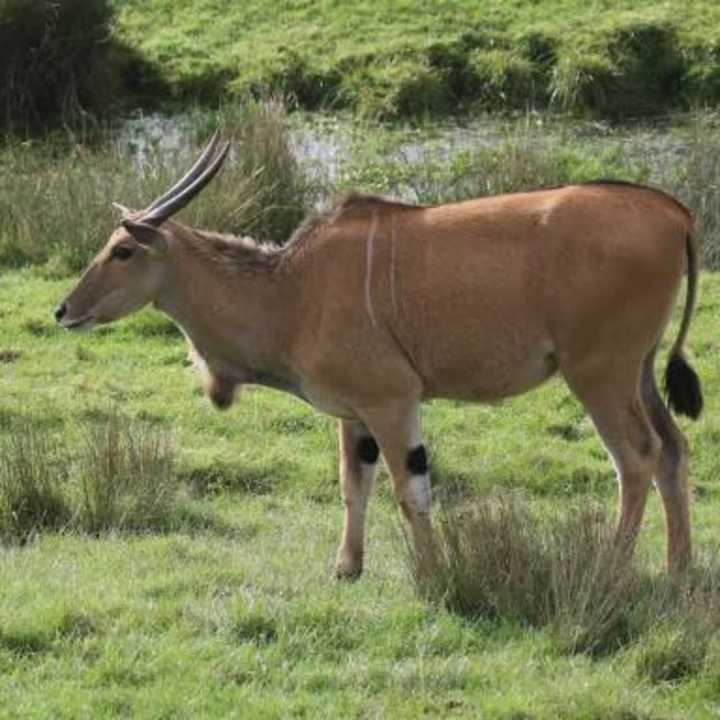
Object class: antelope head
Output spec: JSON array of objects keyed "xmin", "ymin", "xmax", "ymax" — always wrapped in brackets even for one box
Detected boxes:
[{"xmin": 55, "ymin": 133, "xmax": 230, "ymax": 330}]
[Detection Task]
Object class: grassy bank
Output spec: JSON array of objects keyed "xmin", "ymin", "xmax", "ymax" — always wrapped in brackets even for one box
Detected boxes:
[
  {"xmin": 2, "ymin": 105, "xmax": 720, "ymax": 271},
  {"xmin": 3, "ymin": 1, "xmax": 720, "ymax": 128},
  {"xmin": 113, "ymin": 1, "xmax": 720, "ymax": 119},
  {"xmin": 0, "ymin": 264, "xmax": 719, "ymax": 717}
]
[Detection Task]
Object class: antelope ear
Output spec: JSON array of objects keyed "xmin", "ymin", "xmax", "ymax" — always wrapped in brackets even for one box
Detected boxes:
[{"xmin": 121, "ymin": 219, "xmax": 167, "ymax": 253}]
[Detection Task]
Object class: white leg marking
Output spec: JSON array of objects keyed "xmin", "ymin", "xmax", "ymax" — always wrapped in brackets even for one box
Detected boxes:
[{"xmin": 410, "ymin": 474, "xmax": 431, "ymax": 514}]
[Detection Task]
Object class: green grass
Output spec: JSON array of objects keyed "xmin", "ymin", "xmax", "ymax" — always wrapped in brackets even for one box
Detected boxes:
[
  {"xmin": 1, "ymin": 99, "xmax": 720, "ymax": 718},
  {"xmin": 0, "ymin": 261, "xmax": 719, "ymax": 716},
  {"xmin": 112, "ymin": 0, "xmax": 720, "ymax": 119},
  {"xmin": 4, "ymin": 1, "xmax": 720, "ymax": 128}
]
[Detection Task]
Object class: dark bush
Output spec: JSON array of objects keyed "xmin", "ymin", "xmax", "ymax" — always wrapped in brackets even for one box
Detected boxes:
[
  {"xmin": 551, "ymin": 20, "xmax": 685, "ymax": 119},
  {"xmin": 0, "ymin": 0, "xmax": 123, "ymax": 130},
  {"xmin": 264, "ymin": 48, "xmax": 343, "ymax": 110},
  {"xmin": 349, "ymin": 58, "xmax": 455, "ymax": 120},
  {"xmin": 604, "ymin": 21, "xmax": 684, "ymax": 118}
]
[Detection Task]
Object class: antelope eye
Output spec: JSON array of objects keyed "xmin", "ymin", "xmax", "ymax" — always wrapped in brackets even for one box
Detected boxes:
[{"xmin": 111, "ymin": 246, "xmax": 133, "ymax": 261}]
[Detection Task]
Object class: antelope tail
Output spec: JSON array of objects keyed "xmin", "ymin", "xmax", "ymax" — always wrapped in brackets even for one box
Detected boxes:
[{"xmin": 664, "ymin": 232, "xmax": 703, "ymax": 419}]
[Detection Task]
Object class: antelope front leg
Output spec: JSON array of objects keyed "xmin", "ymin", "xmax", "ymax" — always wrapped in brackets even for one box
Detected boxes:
[
  {"xmin": 360, "ymin": 400, "xmax": 437, "ymax": 577},
  {"xmin": 335, "ymin": 419, "xmax": 379, "ymax": 580}
]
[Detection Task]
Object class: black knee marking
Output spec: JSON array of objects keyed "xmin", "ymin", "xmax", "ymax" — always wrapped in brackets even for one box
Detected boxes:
[
  {"xmin": 406, "ymin": 445, "xmax": 428, "ymax": 475},
  {"xmin": 357, "ymin": 436, "xmax": 379, "ymax": 464}
]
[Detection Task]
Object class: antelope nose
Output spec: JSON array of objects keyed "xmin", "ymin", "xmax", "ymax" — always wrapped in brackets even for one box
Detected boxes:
[{"xmin": 54, "ymin": 303, "xmax": 67, "ymax": 322}]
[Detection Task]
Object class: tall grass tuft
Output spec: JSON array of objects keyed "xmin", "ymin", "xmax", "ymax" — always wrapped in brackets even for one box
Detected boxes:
[
  {"xmin": 77, "ymin": 413, "xmax": 178, "ymax": 533},
  {"xmin": 0, "ymin": 414, "xmax": 180, "ymax": 542},
  {"xmin": 547, "ymin": 506, "xmax": 638, "ymax": 654},
  {"xmin": 0, "ymin": 100, "xmax": 310, "ymax": 272},
  {"xmin": 187, "ymin": 99, "xmax": 311, "ymax": 244},
  {"xmin": 663, "ymin": 112, "xmax": 720, "ymax": 268},
  {"xmin": 408, "ymin": 490, "xmax": 720, "ymax": 660},
  {"xmin": 0, "ymin": 427, "xmax": 71, "ymax": 543}
]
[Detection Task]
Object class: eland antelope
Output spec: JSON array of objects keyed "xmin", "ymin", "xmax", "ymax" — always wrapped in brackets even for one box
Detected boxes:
[{"xmin": 56, "ymin": 133, "xmax": 703, "ymax": 578}]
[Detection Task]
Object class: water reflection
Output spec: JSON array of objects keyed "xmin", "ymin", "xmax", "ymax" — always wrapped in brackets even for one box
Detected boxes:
[{"xmin": 115, "ymin": 109, "xmax": 710, "ymax": 183}]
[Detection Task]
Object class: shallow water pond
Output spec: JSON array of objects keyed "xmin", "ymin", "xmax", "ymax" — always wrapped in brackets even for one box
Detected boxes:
[{"xmin": 117, "ymin": 109, "xmax": 710, "ymax": 182}]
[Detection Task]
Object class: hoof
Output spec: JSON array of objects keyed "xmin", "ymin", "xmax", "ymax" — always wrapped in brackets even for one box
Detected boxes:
[{"xmin": 334, "ymin": 554, "xmax": 363, "ymax": 581}]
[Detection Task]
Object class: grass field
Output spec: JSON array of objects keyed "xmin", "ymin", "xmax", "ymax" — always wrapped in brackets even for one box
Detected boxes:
[
  {"xmin": 113, "ymin": 0, "xmax": 720, "ymax": 118},
  {"xmin": 2, "ymin": 99, "xmax": 720, "ymax": 717},
  {"xmin": 3, "ymin": 1, "xmax": 720, "ymax": 130},
  {"xmin": 0, "ymin": 260, "xmax": 719, "ymax": 717}
]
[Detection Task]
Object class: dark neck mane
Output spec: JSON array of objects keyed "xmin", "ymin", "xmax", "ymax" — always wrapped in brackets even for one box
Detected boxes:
[
  {"xmin": 169, "ymin": 191, "xmax": 420, "ymax": 269},
  {"xmin": 286, "ymin": 190, "xmax": 422, "ymax": 246},
  {"xmin": 171, "ymin": 222, "xmax": 285, "ymax": 275}
]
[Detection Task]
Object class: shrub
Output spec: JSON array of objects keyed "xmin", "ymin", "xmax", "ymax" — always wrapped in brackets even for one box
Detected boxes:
[
  {"xmin": 263, "ymin": 49, "xmax": 342, "ymax": 110},
  {"xmin": 350, "ymin": 58, "xmax": 454, "ymax": 120},
  {"xmin": 465, "ymin": 49, "xmax": 539, "ymax": 110},
  {"xmin": 0, "ymin": 0, "xmax": 124, "ymax": 131},
  {"xmin": 547, "ymin": 507, "xmax": 638, "ymax": 654},
  {"xmin": 550, "ymin": 50, "xmax": 615, "ymax": 116},
  {"xmin": 551, "ymin": 19, "xmax": 685, "ymax": 119},
  {"xmin": 175, "ymin": 99, "xmax": 311, "ymax": 244},
  {"xmin": 418, "ymin": 491, "xmax": 552, "ymax": 625},
  {"xmin": 683, "ymin": 46, "xmax": 720, "ymax": 106},
  {"xmin": 224, "ymin": 99, "xmax": 312, "ymax": 243},
  {"xmin": 407, "ymin": 489, "xmax": 720, "ymax": 661},
  {"xmin": 407, "ymin": 490, "xmax": 720, "ymax": 658},
  {"xmin": 603, "ymin": 19, "xmax": 684, "ymax": 118}
]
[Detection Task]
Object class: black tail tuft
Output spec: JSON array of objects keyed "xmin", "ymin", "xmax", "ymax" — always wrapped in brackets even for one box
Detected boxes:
[{"xmin": 665, "ymin": 353, "xmax": 703, "ymax": 420}]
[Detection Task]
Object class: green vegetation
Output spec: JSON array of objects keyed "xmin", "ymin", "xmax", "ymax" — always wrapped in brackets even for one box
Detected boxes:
[
  {"xmin": 0, "ymin": 264, "xmax": 719, "ymax": 717},
  {"xmin": 5, "ymin": 1, "xmax": 720, "ymax": 126},
  {"xmin": 0, "ymin": 101, "xmax": 310, "ymax": 271},
  {"xmin": 0, "ymin": 414, "xmax": 179, "ymax": 542},
  {"xmin": 3, "ymin": 105, "xmax": 720, "ymax": 273},
  {"xmin": 2, "ymin": 97, "xmax": 720, "ymax": 716},
  {"xmin": 0, "ymin": 102, "xmax": 719, "ymax": 713},
  {"xmin": 112, "ymin": 0, "xmax": 720, "ymax": 119},
  {"xmin": 413, "ymin": 491, "xmax": 720, "ymax": 658},
  {"xmin": 0, "ymin": 0, "xmax": 130, "ymax": 131}
]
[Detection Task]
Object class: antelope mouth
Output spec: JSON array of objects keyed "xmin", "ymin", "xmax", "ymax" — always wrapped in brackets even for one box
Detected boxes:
[{"xmin": 62, "ymin": 316, "xmax": 97, "ymax": 332}]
